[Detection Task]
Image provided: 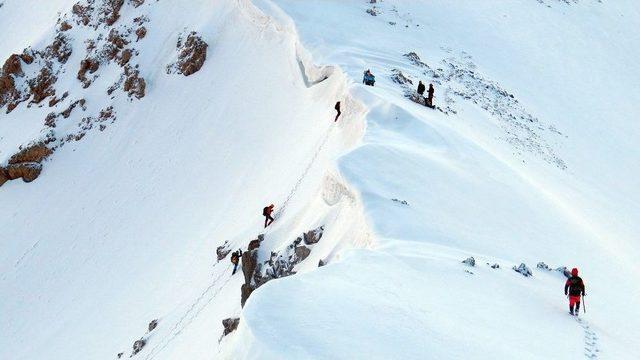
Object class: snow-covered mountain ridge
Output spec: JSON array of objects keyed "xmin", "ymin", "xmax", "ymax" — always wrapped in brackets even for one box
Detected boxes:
[{"xmin": 2, "ymin": 0, "xmax": 638, "ymax": 359}]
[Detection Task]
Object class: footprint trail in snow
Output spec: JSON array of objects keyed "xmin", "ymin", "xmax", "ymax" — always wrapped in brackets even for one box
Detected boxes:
[{"xmin": 576, "ymin": 317, "xmax": 600, "ymax": 359}]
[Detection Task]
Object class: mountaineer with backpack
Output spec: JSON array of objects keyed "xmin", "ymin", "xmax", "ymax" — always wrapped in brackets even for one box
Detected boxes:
[
  {"xmin": 426, "ymin": 83, "xmax": 435, "ymax": 109},
  {"xmin": 564, "ymin": 268, "xmax": 586, "ymax": 315},
  {"xmin": 363, "ymin": 69, "xmax": 375, "ymax": 86},
  {"xmin": 263, "ymin": 204, "xmax": 275, "ymax": 228},
  {"xmin": 230, "ymin": 249, "xmax": 243, "ymax": 274}
]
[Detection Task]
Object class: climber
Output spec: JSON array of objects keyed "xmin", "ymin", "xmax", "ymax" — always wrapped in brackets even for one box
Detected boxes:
[
  {"xmin": 564, "ymin": 268, "xmax": 586, "ymax": 315},
  {"xmin": 263, "ymin": 204, "xmax": 275, "ymax": 228},
  {"xmin": 363, "ymin": 69, "xmax": 375, "ymax": 86},
  {"xmin": 417, "ymin": 80, "xmax": 426, "ymax": 97},
  {"xmin": 334, "ymin": 101, "xmax": 341, "ymax": 122},
  {"xmin": 426, "ymin": 83, "xmax": 435, "ymax": 108},
  {"xmin": 230, "ymin": 249, "xmax": 243, "ymax": 274}
]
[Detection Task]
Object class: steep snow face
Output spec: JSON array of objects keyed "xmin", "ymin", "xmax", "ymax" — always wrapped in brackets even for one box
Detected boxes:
[
  {"xmin": 1, "ymin": 0, "xmax": 362, "ymax": 358},
  {"xmin": 226, "ymin": 0, "xmax": 640, "ymax": 359}
]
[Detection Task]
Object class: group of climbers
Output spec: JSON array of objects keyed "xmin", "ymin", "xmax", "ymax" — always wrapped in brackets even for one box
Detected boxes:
[
  {"xmin": 417, "ymin": 80, "xmax": 435, "ymax": 109},
  {"xmin": 362, "ymin": 69, "xmax": 436, "ymax": 109},
  {"xmin": 221, "ymin": 66, "xmax": 589, "ymax": 321}
]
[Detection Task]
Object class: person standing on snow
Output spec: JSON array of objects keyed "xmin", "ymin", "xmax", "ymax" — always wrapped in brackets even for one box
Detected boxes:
[
  {"xmin": 564, "ymin": 268, "xmax": 586, "ymax": 315},
  {"xmin": 334, "ymin": 101, "xmax": 341, "ymax": 122},
  {"xmin": 417, "ymin": 80, "xmax": 426, "ymax": 103},
  {"xmin": 363, "ymin": 69, "xmax": 375, "ymax": 86},
  {"xmin": 263, "ymin": 204, "xmax": 275, "ymax": 228},
  {"xmin": 426, "ymin": 83, "xmax": 435, "ymax": 108},
  {"xmin": 230, "ymin": 249, "xmax": 243, "ymax": 275}
]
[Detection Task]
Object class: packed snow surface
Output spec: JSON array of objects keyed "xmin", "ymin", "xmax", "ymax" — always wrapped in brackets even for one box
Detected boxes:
[{"xmin": 1, "ymin": 0, "xmax": 639, "ymax": 359}]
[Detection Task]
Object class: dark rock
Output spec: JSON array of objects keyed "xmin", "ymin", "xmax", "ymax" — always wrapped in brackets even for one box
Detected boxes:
[
  {"xmin": 462, "ymin": 257, "xmax": 475, "ymax": 267},
  {"xmin": 318, "ymin": 259, "xmax": 326, "ymax": 267},
  {"xmin": 117, "ymin": 352, "xmax": 123, "ymax": 358},
  {"xmin": 148, "ymin": 319, "xmax": 158, "ymax": 332},
  {"xmin": 240, "ymin": 283, "xmax": 253, "ymax": 308},
  {"xmin": 77, "ymin": 58, "xmax": 100, "ymax": 87},
  {"xmin": 29, "ymin": 67, "xmax": 57, "ymax": 104},
  {"xmin": 123, "ymin": 68, "xmax": 145, "ymax": 99},
  {"xmin": 294, "ymin": 246, "xmax": 311, "ymax": 261},
  {"xmin": 216, "ymin": 241, "xmax": 231, "ymax": 261},
  {"xmin": 0, "ymin": 168, "xmax": 8, "ymax": 187},
  {"xmin": 60, "ymin": 21, "xmax": 73, "ymax": 31},
  {"xmin": 303, "ymin": 226, "xmax": 323, "ymax": 245},
  {"xmin": 132, "ymin": 339, "xmax": 146, "ymax": 356},
  {"xmin": 171, "ymin": 32, "xmax": 208, "ymax": 76},
  {"xmin": 2, "ymin": 54, "xmax": 23, "ymax": 76},
  {"xmin": 391, "ymin": 69, "xmax": 413, "ymax": 85},
  {"xmin": 5, "ymin": 162, "xmax": 43, "ymax": 183},
  {"xmin": 241, "ymin": 250, "xmax": 258, "ymax": 286},
  {"xmin": 129, "ymin": 0, "xmax": 145, "ymax": 7},
  {"xmin": 536, "ymin": 262, "xmax": 550, "ymax": 270},
  {"xmin": 135, "ymin": 27, "xmax": 147, "ymax": 41},
  {"xmin": 513, "ymin": 263, "xmax": 532, "ymax": 277},
  {"xmin": 222, "ymin": 317, "xmax": 239, "ymax": 336},
  {"xmin": 9, "ymin": 143, "xmax": 52, "ymax": 164}
]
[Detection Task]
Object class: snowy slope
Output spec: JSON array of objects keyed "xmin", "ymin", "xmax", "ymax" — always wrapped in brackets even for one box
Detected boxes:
[
  {"xmin": 226, "ymin": 1, "xmax": 640, "ymax": 359},
  {"xmin": 2, "ymin": 0, "xmax": 639, "ymax": 359}
]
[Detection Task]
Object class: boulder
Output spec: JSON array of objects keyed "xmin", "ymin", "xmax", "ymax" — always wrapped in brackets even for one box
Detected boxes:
[
  {"xmin": 8, "ymin": 143, "xmax": 52, "ymax": 164},
  {"xmin": 462, "ymin": 257, "xmax": 475, "ymax": 267},
  {"xmin": 294, "ymin": 246, "xmax": 311, "ymax": 262},
  {"xmin": 6, "ymin": 163, "xmax": 42, "ymax": 183},
  {"xmin": 148, "ymin": 319, "xmax": 158, "ymax": 332},
  {"xmin": 222, "ymin": 317, "xmax": 240, "ymax": 336},
  {"xmin": 132, "ymin": 339, "xmax": 146, "ymax": 355},
  {"xmin": 216, "ymin": 241, "xmax": 231, "ymax": 261},
  {"xmin": 240, "ymin": 283, "xmax": 253, "ymax": 308},
  {"xmin": 303, "ymin": 226, "xmax": 324, "ymax": 245},
  {"xmin": 513, "ymin": 263, "xmax": 533, "ymax": 277}
]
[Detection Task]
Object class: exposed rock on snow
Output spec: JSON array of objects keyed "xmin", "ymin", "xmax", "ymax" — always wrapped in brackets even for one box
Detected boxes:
[
  {"xmin": 536, "ymin": 262, "xmax": 551, "ymax": 270},
  {"xmin": 513, "ymin": 263, "xmax": 533, "ymax": 277},
  {"xmin": 123, "ymin": 68, "xmax": 145, "ymax": 99},
  {"xmin": 4, "ymin": 163, "xmax": 43, "ymax": 183},
  {"xmin": 240, "ymin": 228, "xmax": 323, "ymax": 307},
  {"xmin": 167, "ymin": 32, "xmax": 208, "ymax": 76},
  {"xmin": 221, "ymin": 317, "xmax": 240, "ymax": 336},
  {"xmin": 131, "ymin": 339, "xmax": 146, "ymax": 356},
  {"xmin": 147, "ymin": 319, "xmax": 158, "ymax": 332},
  {"xmin": 216, "ymin": 241, "xmax": 231, "ymax": 261},
  {"xmin": 302, "ymin": 226, "xmax": 324, "ymax": 245},
  {"xmin": 391, "ymin": 198, "xmax": 409, "ymax": 205},
  {"xmin": 391, "ymin": 69, "xmax": 412, "ymax": 85},
  {"xmin": 462, "ymin": 257, "xmax": 476, "ymax": 266},
  {"xmin": 8, "ymin": 143, "xmax": 53, "ymax": 165}
]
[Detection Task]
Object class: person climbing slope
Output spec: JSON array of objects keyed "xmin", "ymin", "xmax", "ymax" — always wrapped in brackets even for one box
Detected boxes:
[
  {"xmin": 363, "ymin": 69, "xmax": 375, "ymax": 86},
  {"xmin": 230, "ymin": 249, "xmax": 243, "ymax": 275},
  {"xmin": 263, "ymin": 204, "xmax": 275, "ymax": 228},
  {"xmin": 417, "ymin": 80, "xmax": 426, "ymax": 103},
  {"xmin": 334, "ymin": 101, "xmax": 341, "ymax": 122},
  {"xmin": 426, "ymin": 83, "xmax": 435, "ymax": 108},
  {"xmin": 564, "ymin": 268, "xmax": 586, "ymax": 315}
]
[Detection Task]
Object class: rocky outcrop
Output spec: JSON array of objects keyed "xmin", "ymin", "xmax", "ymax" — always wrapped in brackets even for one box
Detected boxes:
[
  {"xmin": 222, "ymin": 317, "xmax": 240, "ymax": 337},
  {"xmin": 168, "ymin": 32, "xmax": 208, "ymax": 76},
  {"xmin": 148, "ymin": 319, "xmax": 158, "ymax": 332},
  {"xmin": 123, "ymin": 68, "xmax": 145, "ymax": 98},
  {"xmin": 513, "ymin": 263, "xmax": 532, "ymax": 277},
  {"xmin": 132, "ymin": 339, "xmax": 146, "ymax": 356},
  {"xmin": 216, "ymin": 241, "xmax": 231, "ymax": 261},
  {"xmin": 4, "ymin": 163, "xmax": 43, "ymax": 183},
  {"xmin": 462, "ymin": 257, "xmax": 476, "ymax": 267},
  {"xmin": 239, "ymin": 227, "xmax": 323, "ymax": 307},
  {"xmin": 8, "ymin": 143, "xmax": 53, "ymax": 164}
]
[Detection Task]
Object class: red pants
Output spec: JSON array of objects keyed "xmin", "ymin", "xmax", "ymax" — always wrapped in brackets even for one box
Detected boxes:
[{"xmin": 569, "ymin": 295, "xmax": 581, "ymax": 306}]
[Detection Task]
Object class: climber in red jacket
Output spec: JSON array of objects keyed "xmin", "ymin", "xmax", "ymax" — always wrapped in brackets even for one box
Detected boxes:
[
  {"xmin": 564, "ymin": 267, "xmax": 586, "ymax": 315},
  {"xmin": 263, "ymin": 204, "xmax": 275, "ymax": 228}
]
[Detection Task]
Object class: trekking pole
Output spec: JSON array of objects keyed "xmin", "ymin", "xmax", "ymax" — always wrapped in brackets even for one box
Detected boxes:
[{"xmin": 582, "ymin": 295, "xmax": 586, "ymax": 314}]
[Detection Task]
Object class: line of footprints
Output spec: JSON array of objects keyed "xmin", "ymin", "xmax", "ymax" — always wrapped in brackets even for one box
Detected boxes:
[{"xmin": 576, "ymin": 317, "xmax": 600, "ymax": 359}]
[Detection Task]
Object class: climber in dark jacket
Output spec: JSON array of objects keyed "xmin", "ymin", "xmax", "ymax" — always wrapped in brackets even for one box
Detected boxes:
[
  {"xmin": 363, "ymin": 69, "xmax": 375, "ymax": 86},
  {"xmin": 230, "ymin": 249, "xmax": 243, "ymax": 274},
  {"xmin": 417, "ymin": 81, "xmax": 426, "ymax": 96},
  {"xmin": 263, "ymin": 204, "xmax": 275, "ymax": 228},
  {"xmin": 564, "ymin": 267, "xmax": 586, "ymax": 315},
  {"xmin": 426, "ymin": 83, "xmax": 435, "ymax": 108}
]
